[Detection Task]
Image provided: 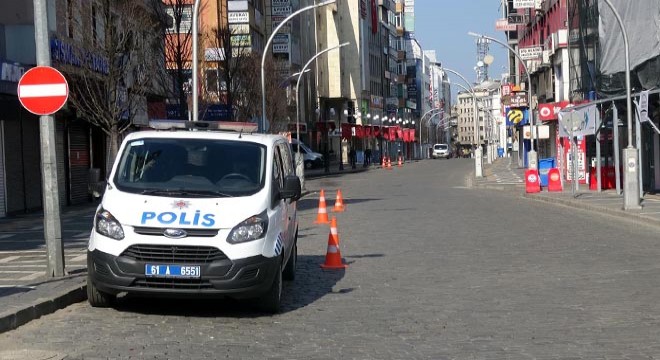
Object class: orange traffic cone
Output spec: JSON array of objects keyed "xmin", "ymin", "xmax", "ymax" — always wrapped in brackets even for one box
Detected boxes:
[
  {"xmin": 333, "ymin": 189, "xmax": 346, "ymax": 212},
  {"xmin": 397, "ymin": 156, "xmax": 403, "ymax": 167},
  {"xmin": 381, "ymin": 156, "xmax": 386, "ymax": 168},
  {"xmin": 320, "ymin": 216, "xmax": 347, "ymax": 269},
  {"xmin": 387, "ymin": 157, "xmax": 393, "ymax": 170},
  {"xmin": 314, "ymin": 189, "xmax": 330, "ymax": 224}
]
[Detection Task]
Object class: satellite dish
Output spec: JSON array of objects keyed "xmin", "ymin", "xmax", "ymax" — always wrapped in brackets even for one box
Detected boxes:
[
  {"xmin": 484, "ymin": 54, "xmax": 495, "ymax": 65},
  {"xmin": 477, "ymin": 61, "xmax": 484, "ymax": 67}
]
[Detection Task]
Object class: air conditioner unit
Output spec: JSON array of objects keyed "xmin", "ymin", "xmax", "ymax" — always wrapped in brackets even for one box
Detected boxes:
[
  {"xmin": 550, "ymin": 32, "xmax": 558, "ymax": 55},
  {"xmin": 541, "ymin": 50, "xmax": 551, "ymax": 67}
]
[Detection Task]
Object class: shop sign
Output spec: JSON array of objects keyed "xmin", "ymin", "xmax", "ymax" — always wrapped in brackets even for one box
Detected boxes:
[
  {"xmin": 230, "ymin": 24, "xmax": 250, "ymax": 34},
  {"xmin": 507, "ymin": 13, "xmax": 526, "ymax": 24},
  {"xmin": 230, "ymin": 34, "xmax": 251, "ymax": 47},
  {"xmin": 1, "ymin": 62, "xmax": 27, "ymax": 82},
  {"xmin": 273, "ymin": 43, "xmax": 289, "ymax": 53},
  {"xmin": 228, "ymin": 1, "xmax": 248, "ymax": 11},
  {"xmin": 538, "ymin": 101, "xmax": 570, "ymax": 121},
  {"xmin": 519, "ymin": 46, "xmax": 542, "ymax": 60},
  {"xmin": 522, "ymin": 125, "xmax": 550, "ymax": 139},
  {"xmin": 508, "ymin": 92, "xmax": 528, "ymax": 108},
  {"xmin": 272, "ymin": 0, "xmax": 290, "ymax": 6},
  {"xmin": 495, "ymin": 19, "xmax": 516, "ymax": 31},
  {"xmin": 513, "ymin": 0, "xmax": 536, "ymax": 9},
  {"xmin": 272, "ymin": 6, "xmax": 292, "ymax": 16},
  {"xmin": 228, "ymin": 12, "xmax": 249, "ymax": 24},
  {"xmin": 50, "ymin": 38, "xmax": 109, "ymax": 75},
  {"xmin": 370, "ymin": 95, "xmax": 383, "ymax": 109},
  {"xmin": 273, "ymin": 34, "xmax": 289, "ymax": 44}
]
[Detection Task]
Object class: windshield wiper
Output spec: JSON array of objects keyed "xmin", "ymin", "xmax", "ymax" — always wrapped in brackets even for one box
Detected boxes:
[{"xmin": 140, "ymin": 189, "xmax": 232, "ymax": 198}]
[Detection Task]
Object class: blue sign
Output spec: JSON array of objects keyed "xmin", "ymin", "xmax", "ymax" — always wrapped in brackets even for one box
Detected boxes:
[
  {"xmin": 50, "ymin": 38, "xmax": 109, "ymax": 75},
  {"xmin": 166, "ymin": 104, "xmax": 232, "ymax": 121}
]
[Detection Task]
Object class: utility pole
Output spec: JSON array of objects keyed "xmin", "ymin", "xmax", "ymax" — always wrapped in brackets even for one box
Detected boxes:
[{"xmin": 33, "ymin": 0, "xmax": 64, "ymax": 277}]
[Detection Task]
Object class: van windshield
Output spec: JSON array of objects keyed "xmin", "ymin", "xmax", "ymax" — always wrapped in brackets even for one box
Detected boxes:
[
  {"xmin": 434, "ymin": 144, "xmax": 448, "ymax": 150},
  {"xmin": 114, "ymin": 138, "xmax": 267, "ymax": 197}
]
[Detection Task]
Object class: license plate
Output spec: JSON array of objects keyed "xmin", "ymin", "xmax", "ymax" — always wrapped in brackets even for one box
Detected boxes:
[{"xmin": 145, "ymin": 264, "xmax": 201, "ymax": 278}]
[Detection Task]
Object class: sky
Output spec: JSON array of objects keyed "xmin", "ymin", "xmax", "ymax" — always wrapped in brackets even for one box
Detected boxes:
[{"xmin": 413, "ymin": 0, "xmax": 509, "ymax": 102}]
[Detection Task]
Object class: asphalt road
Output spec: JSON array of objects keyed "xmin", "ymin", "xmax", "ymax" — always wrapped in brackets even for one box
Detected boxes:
[{"xmin": 1, "ymin": 159, "xmax": 660, "ymax": 359}]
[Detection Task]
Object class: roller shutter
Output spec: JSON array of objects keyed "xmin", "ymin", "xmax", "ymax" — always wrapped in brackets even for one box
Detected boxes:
[{"xmin": 67, "ymin": 121, "xmax": 91, "ymax": 205}]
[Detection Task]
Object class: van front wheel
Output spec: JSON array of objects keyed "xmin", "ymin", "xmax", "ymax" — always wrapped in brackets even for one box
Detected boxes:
[
  {"xmin": 256, "ymin": 263, "xmax": 282, "ymax": 314},
  {"xmin": 87, "ymin": 276, "xmax": 115, "ymax": 308}
]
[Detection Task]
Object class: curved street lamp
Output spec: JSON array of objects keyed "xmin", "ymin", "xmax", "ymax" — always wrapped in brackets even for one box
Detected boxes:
[
  {"xmin": 467, "ymin": 31, "xmax": 537, "ymax": 170},
  {"xmin": 432, "ymin": 63, "xmax": 483, "ymax": 177},
  {"xmin": 295, "ymin": 42, "xmax": 350, "ymax": 153},
  {"xmin": 418, "ymin": 108, "xmax": 444, "ymax": 158},
  {"xmin": 599, "ymin": 0, "xmax": 639, "ymax": 210},
  {"xmin": 261, "ymin": 0, "xmax": 336, "ymax": 133}
]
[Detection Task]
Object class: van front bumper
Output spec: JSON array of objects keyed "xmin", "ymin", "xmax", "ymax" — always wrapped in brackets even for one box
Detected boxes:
[{"xmin": 87, "ymin": 249, "xmax": 279, "ymax": 299}]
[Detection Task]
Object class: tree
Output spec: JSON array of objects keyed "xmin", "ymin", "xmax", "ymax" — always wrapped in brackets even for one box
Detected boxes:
[
  {"xmin": 65, "ymin": 0, "xmax": 165, "ymax": 164},
  {"xmin": 151, "ymin": 0, "xmax": 195, "ymax": 120},
  {"xmin": 203, "ymin": 24, "xmax": 254, "ymax": 121},
  {"xmin": 235, "ymin": 53, "xmax": 289, "ymax": 131}
]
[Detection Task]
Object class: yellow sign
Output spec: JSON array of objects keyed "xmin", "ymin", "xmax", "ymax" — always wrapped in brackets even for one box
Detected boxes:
[{"xmin": 507, "ymin": 109, "xmax": 523, "ymax": 124}]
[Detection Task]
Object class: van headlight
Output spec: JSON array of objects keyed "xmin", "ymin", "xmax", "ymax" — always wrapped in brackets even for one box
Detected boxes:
[
  {"xmin": 95, "ymin": 208, "xmax": 125, "ymax": 240},
  {"xmin": 228, "ymin": 211, "xmax": 268, "ymax": 244}
]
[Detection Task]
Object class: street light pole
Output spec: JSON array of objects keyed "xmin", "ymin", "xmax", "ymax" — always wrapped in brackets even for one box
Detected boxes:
[
  {"xmin": 434, "ymin": 64, "xmax": 483, "ymax": 177},
  {"xmin": 191, "ymin": 0, "xmax": 202, "ymax": 121},
  {"xmin": 261, "ymin": 0, "xmax": 336, "ymax": 133},
  {"xmin": 467, "ymin": 32, "xmax": 537, "ymax": 170},
  {"xmin": 33, "ymin": 0, "xmax": 64, "ymax": 277},
  {"xmin": 295, "ymin": 42, "xmax": 350, "ymax": 153},
  {"xmin": 418, "ymin": 108, "xmax": 443, "ymax": 159},
  {"xmin": 599, "ymin": 0, "xmax": 640, "ymax": 210}
]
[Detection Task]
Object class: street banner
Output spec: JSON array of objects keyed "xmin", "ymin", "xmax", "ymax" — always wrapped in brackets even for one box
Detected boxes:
[
  {"xmin": 341, "ymin": 123, "xmax": 352, "ymax": 139},
  {"xmin": 558, "ymin": 104, "xmax": 599, "ymax": 137}
]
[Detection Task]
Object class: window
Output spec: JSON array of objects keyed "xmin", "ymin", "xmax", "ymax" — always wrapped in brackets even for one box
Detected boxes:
[
  {"xmin": 91, "ymin": 4, "xmax": 97, "ymax": 45},
  {"xmin": 273, "ymin": 149, "xmax": 284, "ymax": 189},
  {"xmin": 66, "ymin": 0, "xmax": 74, "ymax": 38},
  {"xmin": 278, "ymin": 143, "xmax": 293, "ymax": 177},
  {"xmin": 166, "ymin": 5, "xmax": 192, "ymax": 33},
  {"xmin": 205, "ymin": 69, "xmax": 219, "ymax": 93}
]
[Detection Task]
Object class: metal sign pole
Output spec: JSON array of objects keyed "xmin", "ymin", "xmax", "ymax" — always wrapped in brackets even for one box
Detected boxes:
[
  {"xmin": 33, "ymin": 0, "xmax": 64, "ymax": 277},
  {"xmin": 613, "ymin": 103, "xmax": 621, "ymax": 194}
]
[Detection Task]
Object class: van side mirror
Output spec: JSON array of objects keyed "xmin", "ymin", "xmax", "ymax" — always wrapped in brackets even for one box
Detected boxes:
[{"xmin": 279, "ymin": 175, "xmax": 301, "ymax": 201}]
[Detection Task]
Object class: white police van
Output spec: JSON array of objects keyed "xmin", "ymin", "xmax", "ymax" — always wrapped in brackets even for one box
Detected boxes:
[{"xmin": 87, "ymin": 120, "xmax": 301, "ymax": 313}]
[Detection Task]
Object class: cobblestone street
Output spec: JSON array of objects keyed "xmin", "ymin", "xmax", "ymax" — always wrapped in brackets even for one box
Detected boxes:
[{"xmin": 1, "ymin": 159, "xmax": 660, "ymax": 359}]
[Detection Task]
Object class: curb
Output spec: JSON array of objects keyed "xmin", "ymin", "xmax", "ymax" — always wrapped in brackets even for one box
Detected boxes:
[
  {"xmin": 0, "ymin": 277, "xmax": 87, "ymax": 334},
  {"xmin": 524, "ymin": 193, "xmax": 660, "ymax": 231}
]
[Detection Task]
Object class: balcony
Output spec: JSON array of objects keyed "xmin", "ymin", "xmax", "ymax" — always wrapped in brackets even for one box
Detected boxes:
[
  {"xmin": 378, "ymin": 0, "xmax": 396, "ymax": 11},
  {"xmin": 397, "ymin": 50, "xmax": 405, "ymax": 61}
]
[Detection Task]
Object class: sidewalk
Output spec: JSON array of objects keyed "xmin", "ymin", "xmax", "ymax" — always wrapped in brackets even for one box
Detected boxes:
[
  {"xmin": 0, "ymin": 203, "xmax": 96, "ymax": 333},
  {"xmin": 471, "ymin": 157, "xmax": 660, "ymax": 230},
  {"xmin": 0, "ymin": 160, "xmax": 376, "ymax": 334}
]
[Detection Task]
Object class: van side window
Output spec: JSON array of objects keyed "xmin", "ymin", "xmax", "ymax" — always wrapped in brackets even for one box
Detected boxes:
[
  {"xmin": 273, "ymin": 148, "xmax": 284, "ymax": 189},
  {"xmin": 278, "ymin": 143, "xmax": 293, "ymax": 177}
]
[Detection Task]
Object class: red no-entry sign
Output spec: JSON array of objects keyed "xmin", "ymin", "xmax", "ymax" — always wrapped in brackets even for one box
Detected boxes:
[{"xmin": 18, "ymin": 66, "xmax": 69, "ymax": 116}]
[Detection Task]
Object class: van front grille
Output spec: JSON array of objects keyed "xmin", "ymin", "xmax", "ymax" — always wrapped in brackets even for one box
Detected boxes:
[{"xmin": 121, "ymin": 245, "xmax": 228, "ymax": 263}]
